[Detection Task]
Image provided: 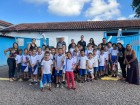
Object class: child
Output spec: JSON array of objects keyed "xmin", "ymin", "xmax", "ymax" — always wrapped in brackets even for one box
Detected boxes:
[
  {"xmin": 29, "ymin": 49, "xmax": 39, "ymax": 85},
  {"xmin": 64, "ymin": 52, "xmax": 76, "ymax": 90},
  {"xmin": 41, "ymin": 51, "xmax": 53, "ymax": 92},
  {"xmin": 37, "ymin": 47, "xmax": 44, "ymax": 80},
  {"xmin": 93, "ymin": 49, "xmax": 99, "ymax": 80},
  {"xmin": 85, "ymin": 44, "xmax": 93, "ymax": 56},
  {"xmin": 104, "ymin": 46, "xmax": 109, "ymax": 76},
  {"xmin": 72, "ymin": 50, "xmax": 79, "ymax": 80},
  {"xmin": 87, "ymin": 53, "xmax": 95, "ymax": 81},
  {"xmin": 78, "ymin": 50, "xmax": 88, "ymax": 82},
  {"xmin": 99, "ymin": 49, "xmax": 106, "ymax": 78},
  {"xmin": 15, "ymin": 49, "xmax": 23, "ymax": 81},
  {"xmin": 55, "ymin": 48, "xmax": 65, "ymax": 88},
  {"xmin": 110, "ymin": 43, "xmax": 118, "ymax": 77},
  {"xmin": 50, "ymin": 48, "xmax": 56, "ymax": 83},
  {"xmin": 69, "ymin": 43, "xmax": 76, "ymax": 55},
  {"xmin": 21, "ymin": 49, "xmax": 30, "ymax": 80}
]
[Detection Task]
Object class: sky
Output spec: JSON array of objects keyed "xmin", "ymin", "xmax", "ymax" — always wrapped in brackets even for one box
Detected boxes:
[{"xmin": 0, "ymin": 0, "xmax": 137, "ymax": 24}]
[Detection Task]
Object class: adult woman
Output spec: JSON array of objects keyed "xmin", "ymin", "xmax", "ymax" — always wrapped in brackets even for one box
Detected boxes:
[
  {"xmin": 88, "ymin": 38, "xmax": 95, "ymax": 48},
  {"xmin": 28, "ymin": 38, "xmax": 37, "ymax": 51},
  {"xmin": 4, "ymin": 42, "xmax": 19, "ymax": 81},
  {"xmin": 118, "ymin": 43, "xmax": 126, "ymax": 80},
  {"xmin": 125, "ymin": 44, "xmax": 139, "ymax": 85}
]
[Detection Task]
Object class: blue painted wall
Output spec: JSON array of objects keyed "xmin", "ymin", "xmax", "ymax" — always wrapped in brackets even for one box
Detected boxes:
[{"xmin": 0, "ymin": 36, "xmax": 15, "ymax": 66}]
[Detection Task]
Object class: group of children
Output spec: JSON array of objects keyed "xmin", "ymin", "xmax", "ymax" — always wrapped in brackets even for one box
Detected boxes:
[{"xmin": 9, "ymin": 41, "xmax": 119, "ymax": 92}]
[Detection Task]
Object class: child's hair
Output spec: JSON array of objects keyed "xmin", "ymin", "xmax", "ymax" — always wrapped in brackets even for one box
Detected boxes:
[
  {"xmin": 24, "ymin": 48, "xmax": 27, "ymax": 51},
  {"xmin": 88, "ymin": 53, "xmax": 92, "ymax": 56},
  {"xmin": 58, "ymin": 48, "xmax": 63, "ymax": 50},
  {"xmin": 67, "ymin": 51, "xmax": 72, "ymax": 55},
  {"xmin": 93, "ymin": 49, "xmax": 97, "ymax": 52},
  {"xmin": 19, "ymin": 49, "xmax": 23, "ymax": 52},
  {"xmin": 37, "ymin": 47, "xmax": 42, "ymax": 50},
  {"xmin": 51, "ymin": 47, "xmax": 56, "ymax": 50},
  {"xmin": 112, "ymin": 43, "xmax": 117, "ymax": 46},
  {"xmin": 80, "ymin": 50, "xmax": 85, "ymax": 52},
  {"xmin": 45, "ymin": 51, "xmax": 50, "ymax": 55},
  {"xmin": 45, "ymin": 47, "xmax": 50, "ymax": 50}
]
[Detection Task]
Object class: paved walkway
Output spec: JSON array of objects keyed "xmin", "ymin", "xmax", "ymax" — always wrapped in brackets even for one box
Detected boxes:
[{"xmin": 0, "ymin": 66, "xmax": 140, "ymax": 105}]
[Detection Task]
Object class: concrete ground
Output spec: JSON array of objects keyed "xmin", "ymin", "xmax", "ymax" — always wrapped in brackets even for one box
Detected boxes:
[{"xmin": 0, "ymin": 66, "xmax": 140, "ymax": 105}]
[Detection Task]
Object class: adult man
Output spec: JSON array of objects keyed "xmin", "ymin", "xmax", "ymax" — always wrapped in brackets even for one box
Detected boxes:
[
  {"xmin": 101, "ymin": 38, "xmax": 107, "ymax": 49},
  {"xmin": 77, "ymin": 35, "xmax": 86, "ymax": 51},
  {"xmin": 56, "ymin": 38, "xmax": 66, "ymax": 49}
]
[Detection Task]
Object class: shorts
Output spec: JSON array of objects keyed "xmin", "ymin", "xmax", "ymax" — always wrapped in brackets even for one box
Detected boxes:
[
  {"xmin": 111, "ymin": 56, "xmax": 117, "ymax": 63},
  {"xmin": 55, "ymin": 70, "xmax": 63, "ymax": 76},
  {"xmin": 79, "ymin": 69, "xmax": 87, "ymax": 76},
  {"xmin": 94, "ymin": 67, "xmax": 99, "ymax": 72},
  {"xmin": 30, "ymin": 65, "xmax": 38, "ymax": 75},
  {"xmin": 42, "ymin": 74, "xmax": 51, "ymax": 84},
  {"xmin": 88, "ymin": 70, "xmax": 93, "ymax": 75},
  {"xmin": 21, "ymin": 66, "xmax": 28, "ymax": 72},
  {"xmin": 99, "ymin": 66, "xmax": 104, "ymax": 71}
]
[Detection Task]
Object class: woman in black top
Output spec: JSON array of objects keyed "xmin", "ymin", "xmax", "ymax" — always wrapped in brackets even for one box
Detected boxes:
[
  {"xmin": 88, "ymin": 38, "xmax": 95, "ymax": 48},
  {"xmin": 117, "ymin": 43, "xmax": 126, "ymax": 80},
  {"xmin": 4, "ymin": 42, "xmax": 19, "ymax": 82},
  {"xmin": 125, "ymin": 44, "xmax": 139, "ymax": 85},
  {"xmin": 28, "ymin": 38, "xmax": 37, "ymax": 51}
]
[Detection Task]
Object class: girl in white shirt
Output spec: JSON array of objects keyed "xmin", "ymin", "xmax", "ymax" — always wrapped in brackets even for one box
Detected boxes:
[
  {"xmin": 87, "ymin": 53, "xmax": 95, "ymax": 81},
  {"xmin": 99, "ymin": 49, "xmax": 106, "ymax": 77},
  {"xmin": 93, "ymin": 49, "xmax": 99, "ymax": 80},
  {"xmin": 110, "ymin": 43, "xmax": 118, "ymax": 77},
  {"xmin": 85, "ymin": 44, "xmax": 93, "ymax": 56},
  {"xmin": 64, "ymin": 52, "xmax": 76, "ymax": 90}
]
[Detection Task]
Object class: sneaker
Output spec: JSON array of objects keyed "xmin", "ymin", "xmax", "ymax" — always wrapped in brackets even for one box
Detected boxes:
[
  {"xmin": 29, "ymin": 81, "xmax": 34, "ymax": 85},
  {"xmin": 19, "ymin": 79, "xmax": 23, "ymax": 82},
  {"xmin": 60, "ymin": 84, "xmax": 63, "ymax": 88},
  {"xmin": 9, "ymin": 78, "xmax": 13, "ymax": 82},
  {"xmin": 34, "ymin": 82, "xmax": 38, "ymax": 85},
  {"xmin": 56, "ymin": 84, "xmax": 59, "ymax": 88},
  {"xmin": 62, "ymin": 81, "xmax": 66, "ymax": 84}
]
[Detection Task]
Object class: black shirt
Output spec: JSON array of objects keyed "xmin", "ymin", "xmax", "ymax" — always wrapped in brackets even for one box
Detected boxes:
[
  {"xmin": 77, "ymin": 40, "xmax": 86, "ymax": 51},
  {"xmin": 101, "ymin": 43, "xmax": 107, "ymax": 49},
  {"xmin": 118, "ymin": 47, "xmax": 125, "ymax": 62},
  {"xmin": 57, "ymin": 41, "xmax": 66, "ymax": 48}
]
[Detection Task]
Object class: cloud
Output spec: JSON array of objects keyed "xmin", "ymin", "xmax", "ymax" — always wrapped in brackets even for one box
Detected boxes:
[
  {"xmin": 117, "ymin": 14, "xmax": 138, "ymax": 20},
  {"xmin": 25, "ymin": 0, "xmax": 90, "ymax": 16},
  {"xmin": 85, "ymin": 0, "xmax": 121, "ymax": 21}
]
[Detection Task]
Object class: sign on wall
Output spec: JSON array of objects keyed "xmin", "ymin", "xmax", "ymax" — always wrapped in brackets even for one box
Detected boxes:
[{"xmin": 36, "ymin": 39, "xmax": 40, "ymax": 46}]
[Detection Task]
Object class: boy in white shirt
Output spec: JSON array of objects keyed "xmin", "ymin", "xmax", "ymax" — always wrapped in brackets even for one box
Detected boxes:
[
  {"xmin": 85, "ymin": 44, "xmax": 93, "ymax": 56},
  {"xmin": 99, "ymin": 49, "xmax": 106, "ymax": 78},
  {"xmin": 15, "ymin": 49, "xmax": 23, "ymax": 81},
  {"xmin": 78, "ymin": 50, "xmax": 88, "ymax": 82},
  {"xmin": 93, "ymin": 49, "xmax": 99, "ymax": 80},
  {"xmin": 37, "ymin": 47, "xmax": 44, "ymax": 80},
  {"xmin": 55, "ymin": 48, "xmax": 65, "ymax": 88},
  {"xmin": 64, "ymin": 52, "xmax": 76, "ymax": 90},
  {"xmin": 87, "ymin": 53, "xmax": 95, "ymax": 81},
  {"xmin": 21, "ymin": 49, "xmax": 30, "ymax": 80},
  {"xmin": 104, "ymin": 46, "xmax": 109, "ymax": 76},
  {"xmin": 41, "ymin": 51, "xmax": 53, "ymax": 92},
  {"xmin": 29, "ymin": 49, "xmax": 39, "ymax": 85}
]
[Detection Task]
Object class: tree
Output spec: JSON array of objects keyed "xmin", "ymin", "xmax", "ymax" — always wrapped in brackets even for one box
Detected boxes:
[{"xmin": 132, "ymin": 0, "xmax": 140, "ymax": 17}]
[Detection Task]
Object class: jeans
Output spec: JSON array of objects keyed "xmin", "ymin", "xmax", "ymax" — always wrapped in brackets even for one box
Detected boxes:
[{"xmin": 7, "ymin": 58, "xmax": 16, "ymax": 78}]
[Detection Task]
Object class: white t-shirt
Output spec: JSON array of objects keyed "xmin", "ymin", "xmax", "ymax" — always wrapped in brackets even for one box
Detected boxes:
[
  {"xmin": 15, "ymin": 55, "xmax": 22, "ymax": 64},
  {"xmin": 64, "ymin": 58, "xmax": 76, "ymax": 72},
  {"xmin": 85, "ymin": 49, "xmax": 93, "ymax": 56},
  {"xmin": 108, "ymin": 47, "xmax": 113, "ymax": 54},
  {"xmin": 78, "ymin": 56, "xmax": 88, "ymax": 69},
  {"xmin": 104, "ymin": 51, "xmax": 109, "ymax": 60},
  {"xmin": 73, "ymin": 56, "xmax": 78, "ymax": 64},
  {"xmin": 69, "ymin": 48, "xmax": 75, "ymax": 54},
  {"xmin": 111, "ymin": 49, "xmax": 118, "ymax": 56},
  {"xmin": 99, "ymin": 54, "xmax": 105, "ymax": 66},
  {"xmin": 96, "ymin": 50, "xmax": 100, "ymax": 56},
  {"xmin": 22, "ymin": 54, "xmax": 30, "ymax": 66},
  {"xmin": 87, "ymin": 58, "xmax": 95, "ymax": 71},
  {"xmin": 41, "ymin": 59, "xmax": 53, "ymax": 74},
  {"xmin": 30, "ymin": 55, "xmax": 39, "ymax": 65},
  {"xmin": 37, "ymin": 53, "xmax": 44, "ymax": 63},
  {"xmin": 93, "ymin": 55, "xmax": 99, "ymax": 67},
  {"xmin": 55, "ymin": 54, "xmax": 65, "ymax": 70}
]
